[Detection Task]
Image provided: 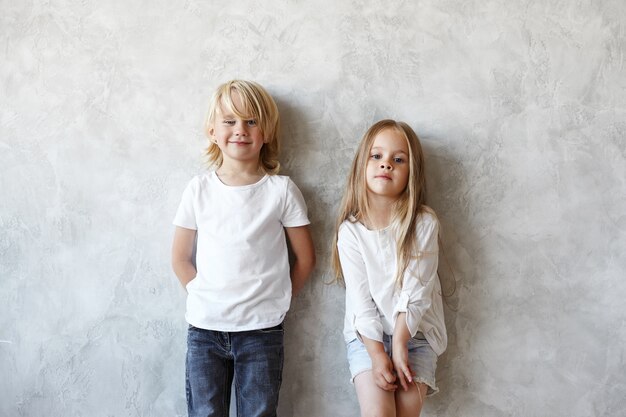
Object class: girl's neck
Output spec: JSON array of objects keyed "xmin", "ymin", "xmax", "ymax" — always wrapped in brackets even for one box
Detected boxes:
[
  {"xmin": 216, "ymin": 161, "xmax": 265, "ymax": 186},
  {"xmin": 364, "ymin": 194, "xmax": 396, "ymax": 230}
]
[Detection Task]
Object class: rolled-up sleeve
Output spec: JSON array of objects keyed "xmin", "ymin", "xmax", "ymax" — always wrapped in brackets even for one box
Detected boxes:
[
  {"xmin": 338, "ymin": 225, "xmax": 383, "ymax": 342},
  {"xmin": 392, "ymin": 216, "xmax": 439, "ymax": 337}
]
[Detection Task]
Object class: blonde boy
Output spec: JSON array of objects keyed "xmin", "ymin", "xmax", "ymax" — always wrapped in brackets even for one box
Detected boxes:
[{"xmin": 171, "ymin": 80, "xmax": 315, "ymax": 416}]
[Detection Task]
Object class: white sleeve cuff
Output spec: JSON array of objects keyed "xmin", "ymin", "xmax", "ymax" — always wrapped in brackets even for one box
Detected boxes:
[
  {"xmin": 353, "ymin": 316, "xmax": 383, "ymax": 343},
  {"xmin": 393, "ymin": 292, "xmax": 420, "ymax": 337}
]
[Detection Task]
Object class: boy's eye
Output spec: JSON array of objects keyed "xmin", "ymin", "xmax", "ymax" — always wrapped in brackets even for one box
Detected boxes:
[
  {"xmin": 246, "ymin": 120, "xmax": 257, "ymax": 127},
  {"xmin": 223, "ymin": 120, "xmax": 235, "ymax": 125}
]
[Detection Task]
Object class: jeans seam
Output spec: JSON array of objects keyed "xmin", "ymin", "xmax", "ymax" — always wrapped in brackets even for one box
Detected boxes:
[
  {"xmin": 234, "ymin": 372, "xmax": 241, "ymax": 417},
  {"xmin": 222, "ymin": 358, "xmax": 231, "ymax": 417}
]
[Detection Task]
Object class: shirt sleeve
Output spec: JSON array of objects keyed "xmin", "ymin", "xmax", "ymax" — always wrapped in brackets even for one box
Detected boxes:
[
  {"xmin": 392, "ymin": 214, "xmax": 440, "ymax": 337},
  {"xmin": 338, "ymin": 224, "xmax": 384, "ymax": 342},
  {"xmin": 173, "ymin": 178, "xmax": 198, "ymax": 230},
  {"xmin": 281, "ymin": 178, "xmax": 310, "ymax": 228}
]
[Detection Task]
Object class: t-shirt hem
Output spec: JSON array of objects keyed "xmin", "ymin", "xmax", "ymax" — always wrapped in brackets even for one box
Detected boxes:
[
  {"xmin": 187, "ymin": 317, "xmax": 285, "ymax": 332},
  {"xmin": 282, "ymin": 219, "xmax": 311, "ymax": 228},
  {"xmin": 173, "ymin": 221, "xmax": 197, "ymax": 230}
]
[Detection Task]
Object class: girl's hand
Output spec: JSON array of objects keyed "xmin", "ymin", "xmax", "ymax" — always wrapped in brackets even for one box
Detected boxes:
[
  {"xmin": 370, "ymin": 351, "xmax": 397, "ymax": 391},
  {"xmin": 391, "ymin": 341, "xmax": 413, "ymax": 391}
]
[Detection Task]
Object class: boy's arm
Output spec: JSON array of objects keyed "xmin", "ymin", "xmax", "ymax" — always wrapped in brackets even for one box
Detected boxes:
[
  {"xmin": 284, "ymin": 225, "xmax": 316, "ymax": 297},
  {"xmin": 171, "ymin": 226, "xmax": 197, "ymax": 291}
]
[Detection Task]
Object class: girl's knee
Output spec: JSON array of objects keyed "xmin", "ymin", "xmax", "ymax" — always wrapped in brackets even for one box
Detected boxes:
[
  {"xmin": 361, "ymin": 411, "xmax": 392, "ymax": 417},
  {"xmin": 361, "ymin": 405, "xmax": 395, "ymax": 417},
  {"xmin": 395, "ymin": 382, "xmax": 427, "ymax": 417}
]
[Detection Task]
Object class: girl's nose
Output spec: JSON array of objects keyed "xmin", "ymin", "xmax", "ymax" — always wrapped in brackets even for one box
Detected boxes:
[{"xmin": 380, "ymin": 162, "xmax": 392, "ymax": 170}]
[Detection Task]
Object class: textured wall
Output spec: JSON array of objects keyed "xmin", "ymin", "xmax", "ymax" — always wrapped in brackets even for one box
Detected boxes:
[{"xmin": 2, "ymin": 1, "xmax": 625, "ymax": 416}]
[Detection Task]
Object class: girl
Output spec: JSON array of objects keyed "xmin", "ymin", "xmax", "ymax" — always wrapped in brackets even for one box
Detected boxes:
[
  {"xmin": 172, "ymin": 80, "xmax": 316, "ymax": 417},
  {"xmin": 332, "ymin": 120, "xmax": 446, "ymax": 417}
]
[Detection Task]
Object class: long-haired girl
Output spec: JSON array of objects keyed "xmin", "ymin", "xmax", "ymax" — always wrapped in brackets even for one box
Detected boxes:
[{"xmin": 332, "ymin": 119, "xmax": 446, "ymax": 416}]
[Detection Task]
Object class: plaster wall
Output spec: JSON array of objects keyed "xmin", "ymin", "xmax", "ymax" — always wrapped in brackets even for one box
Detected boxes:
[{"xmin": 1, "ymin": 1, "xmax": 626, "ymax": 416}]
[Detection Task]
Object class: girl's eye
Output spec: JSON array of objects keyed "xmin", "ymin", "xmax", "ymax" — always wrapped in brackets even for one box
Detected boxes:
[
  {"xmin": 393, "ymin": 157, "xmax": 405, "ymax": 163},
  {"xmin": 370, "ymin": 154, "xmax": 382, "ymax": 160},
  {"xmin": 247, "ymin": 120, "xmax": 257, "ymax": 127},
  {"xmin": 223, "ymin": 120, "xmax": 235, "ymax": 125}
]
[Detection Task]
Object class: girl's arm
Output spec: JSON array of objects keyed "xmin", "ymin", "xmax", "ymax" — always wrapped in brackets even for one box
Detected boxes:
[
  {"xmin": 284, "ymin": 225, "xmax": 316, "ymax": 297},
  {"xmin": 362, "ymin": 335, "xmax": 398, "ymax": 391},
  {"xmin": 338, "ymin": 225, "xmax": 397, "ymax": 390},
  {"xmin": 338, "ymin": 226, "xmax": 384, "ymax": 341},
  {"xmin": 392, "ymin": 216, "xmax": 439, "ymax": 336},
  {"xmin": 392, "ymin": 313, "xmax": 413, "ymax": 390},
  {"xmin": 392, "ymin": 215, "xmax": 440, "ymax": 388},
  {"xmin": 171, "ymin": 226, "xmax": 197, "ymax": 291}
]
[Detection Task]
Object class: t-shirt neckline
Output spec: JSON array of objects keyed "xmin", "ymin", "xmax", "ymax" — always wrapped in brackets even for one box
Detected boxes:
[{"xmin": 211, "ymin": 170, "xmax": 269, "ymax": 190}]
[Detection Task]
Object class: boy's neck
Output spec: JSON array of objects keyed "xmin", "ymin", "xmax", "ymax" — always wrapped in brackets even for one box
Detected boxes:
[{"xmin": 216, "ymin": 161, "xmax": 265, "ymax": 186}]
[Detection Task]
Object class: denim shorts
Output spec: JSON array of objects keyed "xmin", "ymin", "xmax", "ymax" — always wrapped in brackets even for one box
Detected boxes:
[{"xmin": 346, "ymin": 332, "xmax": 439, "ymax": 396}]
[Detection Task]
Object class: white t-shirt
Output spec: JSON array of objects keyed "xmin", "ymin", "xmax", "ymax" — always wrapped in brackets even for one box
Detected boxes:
[
  {"xmin": 173, "ymin": 171, "xmax": 310, "ymax": 331},
  {"xmin": 337, "ymin": 210, "xmax": 447, "ymax": 355}
]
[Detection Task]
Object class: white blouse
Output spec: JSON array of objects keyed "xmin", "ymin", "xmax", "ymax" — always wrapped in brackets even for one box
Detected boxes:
[{"xmin": 338, "ymin": 210, "xmax": 447, "ymax": 355}]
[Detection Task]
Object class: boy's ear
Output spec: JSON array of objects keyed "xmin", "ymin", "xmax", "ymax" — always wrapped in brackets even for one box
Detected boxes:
[{"xmin": 207, "ymin": 126, "xmax": 215, "ymax": 137}]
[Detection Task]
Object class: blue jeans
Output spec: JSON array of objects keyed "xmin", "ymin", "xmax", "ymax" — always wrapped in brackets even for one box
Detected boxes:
[{"xmin": 186, "ymin": 323, "xmax": 284, "ymax": 417}]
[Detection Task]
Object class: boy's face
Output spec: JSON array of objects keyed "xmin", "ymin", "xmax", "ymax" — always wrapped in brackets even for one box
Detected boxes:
[{"xmin": 209, "ymin": 92, "xmax": 265, "ymax": 167}]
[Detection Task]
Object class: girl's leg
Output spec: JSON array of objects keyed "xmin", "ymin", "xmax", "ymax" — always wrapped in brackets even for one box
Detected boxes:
[
  {"xmin": 394, "ymin": 332, "xmax": 438, "ymax": 416},
  {"xmin": 394, "ymin": 382, "xmax": 428, "ymax": 417},
  {"xmin": 354, "ymin": 371, "xmax": 396, "ymax": 417}
]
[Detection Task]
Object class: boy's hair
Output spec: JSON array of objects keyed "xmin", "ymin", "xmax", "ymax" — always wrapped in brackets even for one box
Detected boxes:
[
  {"xmin": 204, "ymin": 80, "xmax": 280, "ymax": 174},
  {"xmin": 331, "ymin": 119, "xmax": 431, "ymax": 287}
]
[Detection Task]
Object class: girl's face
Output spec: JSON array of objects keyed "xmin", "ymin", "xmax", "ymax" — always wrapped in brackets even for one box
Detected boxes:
[
  {"xmin": 365, "ymin": 128, "xmax": 410, "ymax": 201},
  {"xmin": 209, "ymin": 92, "xmax": 266, "ymax": 166}
]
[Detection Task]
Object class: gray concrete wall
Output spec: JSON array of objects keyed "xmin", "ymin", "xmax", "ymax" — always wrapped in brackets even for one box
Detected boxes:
[{"xmin": 2, "ymin": 1, "xmax": 625, "ymax": 416}]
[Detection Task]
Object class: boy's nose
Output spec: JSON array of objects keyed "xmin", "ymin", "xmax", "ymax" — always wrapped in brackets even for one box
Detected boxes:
[{"xmin": 235, "ymin": 123, "xmax": 248, "ymax": 136}]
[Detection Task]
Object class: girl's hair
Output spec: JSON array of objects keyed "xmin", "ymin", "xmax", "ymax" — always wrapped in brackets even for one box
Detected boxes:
[
  {"xmin": 331, "ymin": 119, "xmax": 430, "ymax": 287},
  {"xmin": 204, "ymin": 80, "xmax": 280, "ymax": 174}
]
